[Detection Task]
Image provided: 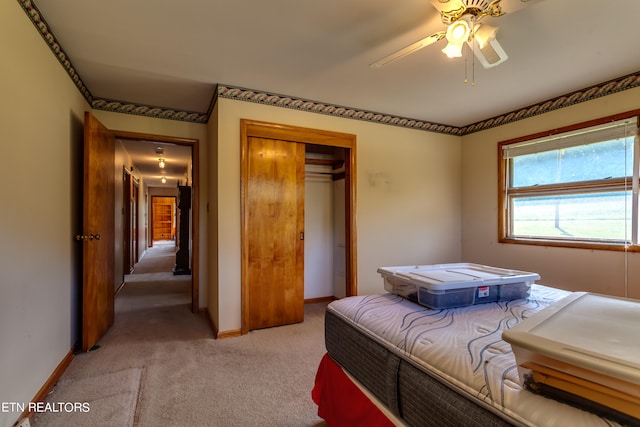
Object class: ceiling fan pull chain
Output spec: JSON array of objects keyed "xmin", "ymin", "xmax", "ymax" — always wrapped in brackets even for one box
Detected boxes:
[
  {"xmin": 471, "ymin": 17, "xmax": 476, "ymax": 86},
  {"xmin": 464, "ymin": 43, "xmax": 469, "ymax": 83},
  {"xmin": 463, "ymin": 17, "xmax": 477, "ymax": 86},
  {"xmin": 472, "ymin": 38, "xmax": 476, "ymax": 86}
]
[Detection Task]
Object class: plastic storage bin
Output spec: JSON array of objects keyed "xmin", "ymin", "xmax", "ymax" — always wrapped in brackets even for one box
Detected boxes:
[
  {"xmin": 378, "ymin": 263, "xmax": 539, "ymax": 309},
  {"xmin": 502, "ymin": 292, "xmax": 640, "ymax": 422}
]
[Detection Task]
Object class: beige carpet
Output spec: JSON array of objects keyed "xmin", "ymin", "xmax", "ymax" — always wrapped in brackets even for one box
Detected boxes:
[
  {"xmin": 32, "ymin": 243, "xmax": 328, "ymax": 427},
  {"xmin": 125, "ymin": 240, "xmax": 180, "ymax": 275},
  {"xmin": 32, "ymin": 368, "xmax": 142, "ymax": 427}
]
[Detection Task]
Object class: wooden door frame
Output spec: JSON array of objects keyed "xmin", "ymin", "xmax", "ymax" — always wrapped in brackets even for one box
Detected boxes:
[
  {"xmin": 123, "ymin": 167, "xmax": 133, "ymax": 275},
  {"xmin": 240, "ymin": 119, "xmax": 357, "ymax": 335},
  {"xmin": 132, "ymin": 177, "xmax": 139, "ymax": 266},
  {"xmin": 114, "ymin": 130, "xmax": 200, "ymax": 313}
]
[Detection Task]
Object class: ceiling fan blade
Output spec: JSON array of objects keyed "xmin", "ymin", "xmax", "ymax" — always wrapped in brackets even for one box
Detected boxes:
[{"xmin": 370, "ymin": 31, "xmax": 446, "ymax": 69}]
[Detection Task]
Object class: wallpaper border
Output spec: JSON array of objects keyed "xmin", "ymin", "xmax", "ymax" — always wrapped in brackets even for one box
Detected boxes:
[
  {"xmin": 18, "ymin": 0, "xmax": 640, "ymax": 134},
  {"xmin": 218, "ymin": 73, "xmax": 640, "ymax": 136}
]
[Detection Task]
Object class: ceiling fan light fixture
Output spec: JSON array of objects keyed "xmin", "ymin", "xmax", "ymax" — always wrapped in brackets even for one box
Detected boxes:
[
  {"xmin": 373, "ymin": 0, "xmax": 515, "ymax": 70},
  {"xmin": 442, "ymin": 20, "xmax": 470, "ymax": 58},
  {"xmin": 472, "ymin": 37, "xmax": 508, "ymax": 68},
  {"xmin": 473, "ymin": 24, "xmax": 498, "ymax": 48},
  {"xmin": 442, "ymin": 42, "xmax": 464, "ymax": 58},
  {"xmin": 446, "ymin": 20, "xmax": 471, "ymax": 44}
]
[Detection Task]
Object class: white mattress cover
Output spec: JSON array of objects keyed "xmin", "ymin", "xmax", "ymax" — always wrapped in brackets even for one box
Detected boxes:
[{"xmin": 327, "ymin": 285, "xmax": 623, "ymax": 427}]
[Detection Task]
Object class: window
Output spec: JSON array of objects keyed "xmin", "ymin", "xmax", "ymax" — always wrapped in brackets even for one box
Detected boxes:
[{"xmin": 499, "ymin": 112, "xmax": 640, "ymax": 250}]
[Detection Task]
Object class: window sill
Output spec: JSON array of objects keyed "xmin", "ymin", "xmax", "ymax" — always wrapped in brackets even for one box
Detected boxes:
[{"xmin": 499, "ymin": 237, "xmax": 640, "ymax": 252}]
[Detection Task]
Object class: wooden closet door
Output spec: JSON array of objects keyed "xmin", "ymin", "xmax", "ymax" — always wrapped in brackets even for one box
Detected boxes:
[{"xmin": 246, "ymin": 137, "xmax": 305, "ymax": 330}]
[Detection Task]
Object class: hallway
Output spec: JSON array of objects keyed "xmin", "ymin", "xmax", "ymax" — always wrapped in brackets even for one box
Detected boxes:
[
  {"xmin": 122, "ymin": 240, "xmax": 191, "ymax": 312},
  {"xmin": 128, "ymin": 240, "xmax": 178, "ymax": 274}
]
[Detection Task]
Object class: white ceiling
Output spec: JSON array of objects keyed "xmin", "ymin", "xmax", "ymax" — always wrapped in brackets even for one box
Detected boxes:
[{"xmin": 27, "ymin": 0, "xmax": 640, "ymax": 181}]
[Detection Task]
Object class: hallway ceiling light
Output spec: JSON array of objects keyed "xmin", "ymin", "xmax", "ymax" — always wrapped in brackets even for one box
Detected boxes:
[
  {"xmin": 158, "ymin": 158, "xmax": 166, "ymax": 168},
  {"xmin": 161, "ymin": 176, "xmax": 167, "ymax": 184}
]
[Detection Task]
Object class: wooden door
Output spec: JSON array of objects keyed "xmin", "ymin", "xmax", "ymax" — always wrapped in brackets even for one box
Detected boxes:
[
  {"xmin": 81, "ymin": 112, "xmax": 115, "ymax": 351},
  {"xmin": 246, "ymin": 137, "xmax": 305, "ymax": 330}
]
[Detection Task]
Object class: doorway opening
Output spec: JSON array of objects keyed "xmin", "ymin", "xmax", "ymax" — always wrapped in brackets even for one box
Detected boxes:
[
  {"xmin": 151, "ymin": 196, "xmax": 177, "ymax": 245},
  {"xmin": 116, "ymin": 132, "xmax": 200, "ymax": 313}
]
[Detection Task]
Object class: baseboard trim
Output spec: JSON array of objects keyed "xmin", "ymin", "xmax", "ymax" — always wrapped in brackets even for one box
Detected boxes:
[
  {"xmin": 199, "ymin": 307, "xmax": 241, "ymax": 339},
  {"xmin": 17, "ymin": 348, "xmax": 74, "ymax": 424},
  {"xmin": 212, "ymin": 297, "xmax": 334, "ymax": 339},
  {"xmin": 115, "ymin": 280, "xmax": 126, "ymax": 296},
  {"xmin": 304, "ymin": 296, "xmax": 336, "ymax": 304},
  {"xmin": 216, "ymin": 329, "xmax": 242, "ymax": 339}
]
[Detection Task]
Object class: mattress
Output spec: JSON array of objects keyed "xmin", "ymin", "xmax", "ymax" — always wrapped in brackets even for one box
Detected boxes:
[{"xmin": 324, "ymin": 285, "xmax": 624, "ymax": 426}]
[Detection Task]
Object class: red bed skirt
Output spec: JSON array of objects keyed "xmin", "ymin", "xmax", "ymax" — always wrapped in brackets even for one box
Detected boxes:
[{"xmin": 312, "ymin": 353, "xmax": 396, "ymax": 427}]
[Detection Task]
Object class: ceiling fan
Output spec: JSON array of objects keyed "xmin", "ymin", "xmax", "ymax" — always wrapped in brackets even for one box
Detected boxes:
[{"xmin": 370, "ymin": 0, "xmax": 535, "ymax": 70}]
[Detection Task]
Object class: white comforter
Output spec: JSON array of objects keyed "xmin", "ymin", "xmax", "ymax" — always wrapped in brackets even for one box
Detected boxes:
[{"xmin": 327, "ymin": 285, "xmax": 621, "ymax": 427}]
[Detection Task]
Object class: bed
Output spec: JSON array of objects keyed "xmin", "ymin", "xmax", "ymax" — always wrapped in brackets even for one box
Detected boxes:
[{"xmin": 312, "ymin": 284, "xmax": 627, "ymax": 426}]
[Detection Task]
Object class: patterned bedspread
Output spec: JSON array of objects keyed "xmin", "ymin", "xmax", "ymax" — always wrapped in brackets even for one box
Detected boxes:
[{"xmin": 327, "ymin": 284, "xmax": 621, "ymax": 427}]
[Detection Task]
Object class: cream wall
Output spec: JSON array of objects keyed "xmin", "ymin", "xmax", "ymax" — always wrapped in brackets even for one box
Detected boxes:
[
  {"xmin": 213, "ymin": 97, "xmax": 462, "ymax": 333},
  {"xmin": 0, "ymin": 2, "xmax": 89, "ymax": 426},
  {"xmin": 461, "ymin": 87, "xmax": 640, "ymax": 300},
  {"xmin": 304, "ymin": 172, "xmax": 337, "ymax": 300}
]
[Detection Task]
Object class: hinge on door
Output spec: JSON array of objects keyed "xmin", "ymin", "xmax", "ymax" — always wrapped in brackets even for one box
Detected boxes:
[{"xmin": 300, "ymin": 232, "xmax": 304, "ymax": 240}]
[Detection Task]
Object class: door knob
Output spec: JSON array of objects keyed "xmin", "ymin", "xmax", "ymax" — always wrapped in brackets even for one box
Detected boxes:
[{"xmin": 75, "ymin": 234, "xmax": 101, "ymax": 241}]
